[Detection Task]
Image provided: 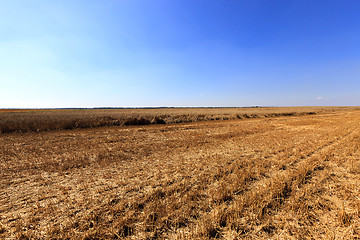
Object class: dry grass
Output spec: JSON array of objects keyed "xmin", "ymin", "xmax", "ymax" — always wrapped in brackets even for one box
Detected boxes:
[
  {"xmin": 0, "ymin": 106, "xmax": 352, "ymax": 134},
  {"xmin": 1, "ymin": 107, "xmax": 360, "ymax": 239}
]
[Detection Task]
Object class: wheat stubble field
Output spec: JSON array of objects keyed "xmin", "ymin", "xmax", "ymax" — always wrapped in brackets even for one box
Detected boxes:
[{"xmin": 2, "ymin": 107, "xmax": 360, "ymax": 239}]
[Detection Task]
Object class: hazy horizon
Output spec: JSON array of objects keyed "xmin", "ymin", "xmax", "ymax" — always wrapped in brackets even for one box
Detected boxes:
[{"xmin": 1, "ymin": 1, "xmax": 360, "ymax": 108}]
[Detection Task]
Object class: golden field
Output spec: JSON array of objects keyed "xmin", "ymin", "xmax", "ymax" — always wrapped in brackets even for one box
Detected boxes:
[{"xmin": 1, "ymin": 107, "xmax": 360, "ymax": 239}]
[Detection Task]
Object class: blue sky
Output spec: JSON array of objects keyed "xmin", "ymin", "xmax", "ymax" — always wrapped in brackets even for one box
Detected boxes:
[{"xmin": 1, "ymin": 0, "xmax": 360, "ymax": 108}]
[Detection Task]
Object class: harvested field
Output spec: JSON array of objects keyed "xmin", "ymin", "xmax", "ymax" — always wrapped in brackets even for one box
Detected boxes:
[{"xmin": 1, "ymin": 107, "xmax": 360, "ymax": 239}]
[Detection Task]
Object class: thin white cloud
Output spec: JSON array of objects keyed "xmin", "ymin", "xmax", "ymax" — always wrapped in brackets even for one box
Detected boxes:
[{"xmin": 316, "ymin": 96, "xmax": 331, "ymax": 101}]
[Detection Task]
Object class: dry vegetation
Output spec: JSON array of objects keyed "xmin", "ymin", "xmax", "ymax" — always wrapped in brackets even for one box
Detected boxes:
[
  {"xmin": 1, "ymin": 107, "xmax": 360, "ymax": 239},
  {"xmin": 0, "ymin": 106, "xmax": 348, "ymax": 134}
]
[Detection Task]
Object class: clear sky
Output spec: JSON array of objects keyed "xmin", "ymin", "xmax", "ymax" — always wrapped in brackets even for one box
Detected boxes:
[{"xmin": 1, "ymin": 0, "xmax": 360, "ymax": 108}]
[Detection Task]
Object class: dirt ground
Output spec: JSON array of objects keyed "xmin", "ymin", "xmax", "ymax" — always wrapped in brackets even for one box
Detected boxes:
[{"xmin": 2, "ymin": 109, "xmax": 360, "ymax": 239}]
